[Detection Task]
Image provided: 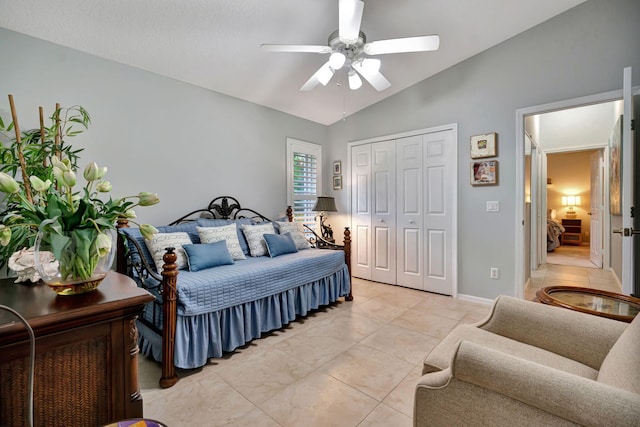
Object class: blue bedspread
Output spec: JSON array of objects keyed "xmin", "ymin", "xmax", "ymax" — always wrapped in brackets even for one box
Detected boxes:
[
  {"xmin": 175, "ymin": 249, "xmax": 347, "ymax": 316},
  {"xmin": 122, "ymin": 223, "xmax": 351, "ymax": 368}
]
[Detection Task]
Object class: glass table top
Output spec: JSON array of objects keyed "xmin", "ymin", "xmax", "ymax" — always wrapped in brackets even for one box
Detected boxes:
[{"xmin": 549, "ymin": 290, "xmax": 640, "ymax": 318}]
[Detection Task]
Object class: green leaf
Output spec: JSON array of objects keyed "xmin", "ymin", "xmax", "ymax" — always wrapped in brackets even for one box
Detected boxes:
[{"xmin": 49, "ymin": 232, "xmax": 71, "ymax": 262}]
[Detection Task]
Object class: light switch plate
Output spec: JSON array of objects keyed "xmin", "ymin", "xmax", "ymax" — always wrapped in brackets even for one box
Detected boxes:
[{"xmin": 486, "ymin": 201, "xmax": 500, "ymax": 212}]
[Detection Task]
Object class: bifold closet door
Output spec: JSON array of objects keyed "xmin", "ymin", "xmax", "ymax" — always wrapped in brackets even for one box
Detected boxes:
[
  {"xmin": 351, "ymin": 144, "xmax": 372, "ymax": 280},
  {"xmin": 350, "ymin": 140, "xmax": 396, "ymax": 284},
  {"xmin": 423, "ymin": 130, "xmax": 455, "ymax": 295},
  {"xmin": 371, "ymin": 140, "xmax": 396, "ymax": 284},
  {"xmin": 396, "ymin": 135, "xmax": 424, "ymax": 289}
]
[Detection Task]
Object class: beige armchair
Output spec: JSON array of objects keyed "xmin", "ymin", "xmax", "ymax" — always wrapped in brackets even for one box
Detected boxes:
[{"xmin": 415, "ymin": 295, "xmax": 640, "ymax": 426}]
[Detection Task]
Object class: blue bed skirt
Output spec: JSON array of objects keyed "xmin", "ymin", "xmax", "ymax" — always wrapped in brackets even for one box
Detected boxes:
[{"xmin": 138, "ymin": 264, "xmax": 350, "ymax": 369}]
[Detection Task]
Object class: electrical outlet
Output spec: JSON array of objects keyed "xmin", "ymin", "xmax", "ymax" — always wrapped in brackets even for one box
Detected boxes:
[{"xmin": 490, "ymin": 268, "xmax": 499, "ymax": 279}]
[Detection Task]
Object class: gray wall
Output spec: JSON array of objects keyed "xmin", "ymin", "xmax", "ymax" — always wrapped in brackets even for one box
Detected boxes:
[
  {"xmin": 0, "ymin": 27, "xmax": 328, "ymax": 226},
  {"xmin": 327, "ymin": 0, "xmax": 640, "ymax": 299}
]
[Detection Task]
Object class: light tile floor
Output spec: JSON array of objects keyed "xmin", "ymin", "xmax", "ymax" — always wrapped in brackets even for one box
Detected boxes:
[
  {"xmin": 140, "ymin": 262, "xmax": 620, "ymax": 426},
  {"xmin": 525, "ymin": 255, "xmax": 622, "ymax": 301},
  {"xmin": 138, "ymin": 278, "xmax": 492, "ymax": 426}
]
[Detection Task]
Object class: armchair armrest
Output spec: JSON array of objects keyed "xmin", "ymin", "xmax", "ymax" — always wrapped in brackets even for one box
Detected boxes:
[
  {"xmin": 417, "ymin": 341, "xmax": 640, "ymax": 426},
  {"xmin": 479, "ymin": 296, "xmax": 627, "ymax": 369}
]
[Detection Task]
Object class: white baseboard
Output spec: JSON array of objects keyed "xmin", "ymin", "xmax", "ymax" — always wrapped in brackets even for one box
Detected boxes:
[{"xmin": 457, "ymin": 294, "xmax": 494, "ymax": 305}]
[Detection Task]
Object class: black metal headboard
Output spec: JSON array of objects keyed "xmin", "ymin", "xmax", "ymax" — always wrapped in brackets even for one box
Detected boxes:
[{"xmin": 168, "ymin": 196, "xmax": 272, "ymax": 225}]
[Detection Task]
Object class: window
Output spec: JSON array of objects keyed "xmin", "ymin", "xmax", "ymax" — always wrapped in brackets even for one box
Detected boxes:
[{"xmin": 286, "ymin": 138, "xmax": 322, "ymax": 229}]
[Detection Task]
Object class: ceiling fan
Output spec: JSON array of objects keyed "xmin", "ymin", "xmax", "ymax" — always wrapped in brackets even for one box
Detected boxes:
[{"xmin": 260, "ymin": 0, "xmax": 439, "ymax": 92}]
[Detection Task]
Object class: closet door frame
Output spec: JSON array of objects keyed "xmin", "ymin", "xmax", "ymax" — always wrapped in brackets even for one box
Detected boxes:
[{"xmin": 347, "ymin": 123, "xmax": 459, "ymax": 296}]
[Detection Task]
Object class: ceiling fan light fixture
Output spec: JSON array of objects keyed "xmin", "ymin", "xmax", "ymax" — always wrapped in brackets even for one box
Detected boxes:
[
  {"xmin": 317, "ymin": 63, "xmax": 335, "ymax": 86},
  {"xmin": 348, "ymin": 69, "xmax": 362, "ymax": 90},
  {"xmin": 329, "ymin": 52, "xmax": 346, "ymax": 70}
]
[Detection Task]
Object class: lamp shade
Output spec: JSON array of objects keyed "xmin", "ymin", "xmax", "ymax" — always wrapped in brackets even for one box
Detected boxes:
[
  {"xmin": 313, "ymin": 196, "xmax": 338, "ymax": 212},
  {"xmin": 561, "ymin": 195, "xmax": 581, "ymax": 206}
]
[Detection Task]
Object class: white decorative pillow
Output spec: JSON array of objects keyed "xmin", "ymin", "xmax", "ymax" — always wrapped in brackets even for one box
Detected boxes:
[
  {"xmin": 144, "ymin": 232, "xmax": 192, "ymax": 273},
  {"xmin": 197, "ymin": 224, "xmax": 246, "ymax": 260},
  {"xmin": 276, "ymin": 221, "xmax": 311, "ymax": 250},
  {"xmin": 242, "ymin": 222, "xmax": 276, "ymax": 257}
]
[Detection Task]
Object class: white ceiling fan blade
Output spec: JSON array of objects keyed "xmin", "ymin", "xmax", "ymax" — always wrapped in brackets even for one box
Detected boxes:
[
  {"xmin": 364, "ymin": 35, "xmax": 440, "ymax": 55},
  {"xmin": 261, "ymin": 44, "xmax": 332, "ymax": 54},
  {"xmin": 352, "ymin": 59, "xmax": 391, "ymax": 91},
  {"xmin": 339, "ymin": 0, "xmax": 364, "ymax": 45},
  {"xmin": 300, "ymin": 61, "xmax": 335, "ymax": 91}
]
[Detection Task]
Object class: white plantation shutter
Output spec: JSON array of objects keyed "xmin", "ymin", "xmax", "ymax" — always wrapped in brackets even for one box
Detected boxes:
[{"xmin": 287, "ymin": 138, "xmax": 322, "ymax": 229}]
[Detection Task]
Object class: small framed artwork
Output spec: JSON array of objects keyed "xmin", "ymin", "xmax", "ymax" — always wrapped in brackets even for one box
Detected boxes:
[
  {"xmin": 470, "ymin": 133, "xmax": 497, "ymax": 159},
  {"xmin": 333, "ymin": 161, "xmax": 342, "ymax": 175},
  {"xmin": 333, "ymin": 175, "xmax": 343, "ymax": 190},
  {"xmin": 471, "ymin": 160, "xmax": 498, "ymax": 186}
]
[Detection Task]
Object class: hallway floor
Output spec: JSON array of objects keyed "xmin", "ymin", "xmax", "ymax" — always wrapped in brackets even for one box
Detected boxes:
[
  {"xmin": 546, "ymin": 244, "xmax": 598, "ymax": 269},
  {"xmin": 525, "ymin": 259, "xmax": 621, "ymax": 301}
]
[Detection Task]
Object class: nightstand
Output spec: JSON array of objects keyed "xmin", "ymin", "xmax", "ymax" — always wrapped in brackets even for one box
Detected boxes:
[{"xmin": 561, "ymin": 218, "xmax": 582, "ymax": 245}]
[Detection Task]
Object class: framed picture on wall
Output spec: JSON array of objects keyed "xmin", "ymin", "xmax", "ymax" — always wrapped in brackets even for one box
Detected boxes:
[
  {"xmin": 471, "ymin": 160, "xmax": 498, "ymax": 186},
  {"xmin": 470, "ymin": 133, "xmax": 497, "ymax": 159},
  {"xmin": 333, "ymin": 161, "xmax": 342, "ymax": 175},
  {"xmin": 333, "ymin": 175, "xmax": 342, "ymax": 190},
  {"xmin": 609, "ymin": 115, "xmax": 622, "ymax": 215}
]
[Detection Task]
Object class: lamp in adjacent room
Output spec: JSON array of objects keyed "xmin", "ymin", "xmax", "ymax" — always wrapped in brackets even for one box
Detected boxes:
[
  {"xmin": 562, "ymin": 195, "xmax": 581, "ymax": 218},
  {"xmin": 313, "ymin": 196, "xmax": 338, "ymax": 242}
]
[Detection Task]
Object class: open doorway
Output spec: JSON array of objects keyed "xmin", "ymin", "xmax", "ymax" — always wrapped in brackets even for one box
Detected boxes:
[
  {"xmin": 519, "ymin": 98, "xmax": 625, "ymax": 299},
  {"xmin": 545, "ymin": 149, "xmax": 602, "ymax": 269}
]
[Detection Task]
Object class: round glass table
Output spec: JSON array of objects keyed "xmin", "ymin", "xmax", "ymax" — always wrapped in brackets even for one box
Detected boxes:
[{"xmin": 536, "ymin": 286, "xmax": 640, "ymax": 323}]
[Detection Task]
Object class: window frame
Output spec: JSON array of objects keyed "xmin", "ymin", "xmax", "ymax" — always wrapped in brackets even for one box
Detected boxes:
[{"xmin": 286, "ymin": 138, "xmax": 322, "ymax": 229}]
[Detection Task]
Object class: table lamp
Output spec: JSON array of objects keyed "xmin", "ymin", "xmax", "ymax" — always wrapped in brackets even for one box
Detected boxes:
[
  {"xmin": 562, "ymin": 195, "xmax": 581, "ymax": 219},
  {"xmin": 313, "ymin": 196, "xmax": 338, "ymax": 241}
]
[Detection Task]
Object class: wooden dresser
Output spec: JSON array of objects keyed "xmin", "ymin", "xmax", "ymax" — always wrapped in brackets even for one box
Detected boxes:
[{"xmin": 0, "ymin": 272, "xmax": 153, "ymax": 427}]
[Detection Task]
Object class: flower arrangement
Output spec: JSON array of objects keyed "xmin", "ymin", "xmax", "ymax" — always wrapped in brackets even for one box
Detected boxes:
[{"xmin": 0, "ymin": 96, "xmax": 158, "ymax": 284}]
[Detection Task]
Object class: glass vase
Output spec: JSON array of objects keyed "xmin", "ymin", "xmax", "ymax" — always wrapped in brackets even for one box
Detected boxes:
[{"xmin": 33, "ymin": 228, "xmax": 116, "ymax": 295}]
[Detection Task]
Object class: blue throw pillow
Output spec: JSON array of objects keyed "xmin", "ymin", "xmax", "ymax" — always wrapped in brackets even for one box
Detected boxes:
[
  {"xmin": 183, "ymin": 241, "xmax": 234, "ymax": 272},
  {"xmin": 263, "ymin": 233, "xmax": 298, "ymax": 258}
]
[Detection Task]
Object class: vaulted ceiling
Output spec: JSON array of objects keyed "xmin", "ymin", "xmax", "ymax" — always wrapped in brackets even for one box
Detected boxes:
[{"xmin": 0, "ymin": 0, "xmax": 586, "ymax": 125}]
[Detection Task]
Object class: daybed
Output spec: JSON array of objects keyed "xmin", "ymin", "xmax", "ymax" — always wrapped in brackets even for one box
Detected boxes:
[
  {"xmin": 414, "ymin": 295, "xmax": 640, "ymax": 426},
  {"xmin": 116, "ymin": 196, "xmax": 352, "ymax": 388}
]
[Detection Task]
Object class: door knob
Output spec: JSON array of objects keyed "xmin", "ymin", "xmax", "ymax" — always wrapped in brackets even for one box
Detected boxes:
[
  {"xmin": 409, "ymin": 220, "xmax": 415, "ymax": 224},
  {"xmin": 379, "ymin": 219, "xmax": 384, "ymax": 223}
]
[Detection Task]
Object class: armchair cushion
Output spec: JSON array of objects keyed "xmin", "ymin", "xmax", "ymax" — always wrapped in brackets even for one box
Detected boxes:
[
  {"xmin": 424, "ymin": 295, "xmax": 627, "ymax": 374},
  {"xmin": 422, "ymin": 323, "xmax": 598, "ymax": 379},
  {"xmin": 597, "ymin": 312, "xmax": 640, "ymax": 394}
]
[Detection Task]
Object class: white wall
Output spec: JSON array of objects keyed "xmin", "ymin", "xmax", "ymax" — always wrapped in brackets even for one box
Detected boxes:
[
  {"xmin": 538, "ymin": 101, "xmax": 621, "ymax": 151},
  {"xmin": 0, "ymin": 27, "xmax": 328, "ymax": 226},
  {"xmin": 327, "ymin": 0, "xmax": 640, "ymax": 300}
]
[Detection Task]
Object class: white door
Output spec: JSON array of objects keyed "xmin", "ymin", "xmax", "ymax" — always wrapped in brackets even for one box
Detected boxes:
[
  {"xmin": 371, "ymin": 140, "xmax": 397, "ymax": 284},
  {"xmin": 396, "ymin": 135, "xmax": 424, "ymax": 289},
  {"xmin": 423, "ymin": 130, "xmax": 456, "ymax": 295},
  {"xmin": 620, "ymin": 67, "xmax": 635, "ymax": 295},
  {"xmin": 589, "ymin": 150, "xmax": 603, "ymax": 268},
  {"xmin": 351, "ymin": 144, "xmax": 372, "ymax": 280}
]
